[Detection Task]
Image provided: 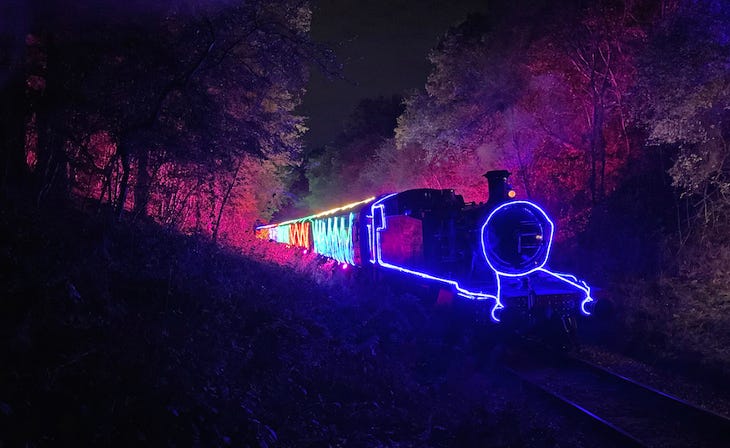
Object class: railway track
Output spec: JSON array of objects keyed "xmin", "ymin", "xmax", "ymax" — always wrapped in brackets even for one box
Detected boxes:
[{"xmin": 500, "ymin": 339, "xmax": 730, "ymax": 447}]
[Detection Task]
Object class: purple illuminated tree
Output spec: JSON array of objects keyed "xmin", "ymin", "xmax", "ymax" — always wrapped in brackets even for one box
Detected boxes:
[
  {"xmin": 385, "ymin": 0, "xmax": 664, "ymax": 237},
  {"xmin": 387, "ymin": 11, "xmax": 531, "ymax": 202}
]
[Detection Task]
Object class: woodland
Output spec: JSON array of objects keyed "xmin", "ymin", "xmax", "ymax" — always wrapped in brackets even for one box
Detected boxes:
[{"xmin": 1, "ymin": 0, "xmax": 729, "ymax": 445}]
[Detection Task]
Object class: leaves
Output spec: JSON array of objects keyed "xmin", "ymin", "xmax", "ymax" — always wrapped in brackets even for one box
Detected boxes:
[
  {"xmin": 16, "ymin": 1, "xmax": 330, "ymax": 240},
  {"xmin": 634, "ymin": 0, "xmax": 730, "ymax": 219}
]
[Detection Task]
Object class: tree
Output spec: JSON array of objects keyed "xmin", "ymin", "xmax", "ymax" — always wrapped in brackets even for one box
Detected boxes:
[
  {"xmin": 7, "ymin": 1, "xmax": 333, "ymax": 241},
  {"xmin": 546, "ymin": 1, "xmax": 656, "ymax": 203},
  {"xmin": 390, "ymin": 10, "xmax": 533, "ymax": 202},
  {"xmin": 634, "ymin": 0, "xmax": 730, "ymax": 225},
  {"xmin": 305, "ymin": 95, "xmax": 404, "ymax": 208},
  {"xmin": 387, "ymin": 0, "xmax": 664, "ymax": 237}
]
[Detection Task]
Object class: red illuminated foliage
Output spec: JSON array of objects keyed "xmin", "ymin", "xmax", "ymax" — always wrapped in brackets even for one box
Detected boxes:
[
  {"xmin": 355, "ymin": 0, "xmax": 665, "ymax": 239},
  {"xmin": 2, "ymin": 1, "xmax": 333, "ymax": 247}
]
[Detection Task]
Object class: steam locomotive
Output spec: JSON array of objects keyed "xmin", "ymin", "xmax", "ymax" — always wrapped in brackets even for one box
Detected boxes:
[{"xmin": 256, "ymin": 170, "xmax": 594, "ymax": 328}]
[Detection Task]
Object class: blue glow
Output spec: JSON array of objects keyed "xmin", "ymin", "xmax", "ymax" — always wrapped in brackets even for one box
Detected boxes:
[
  {"xmin": 369, "ymin": 194, "xmax": 396, "ymax": 265},
  {"xmin": 312, "ymin": 212, "xmax": 356, "ymax": 265},
  {"xmin": 365, "ymin": 222, "xmax": 374, "ymax": 264},
  {"xmin": 479, "ymin": 201, "xmax": 554, "ymax": 277},
  {"xmin": 369, "ymin": 194, "xmax": 593, "ymax": 322},
  {"xmin": 369, "ymin": 195, "xmax": 502, "ymax": 321},
  {"xmin": 275, "ymin": 224, "xmax": 291, "ymax": 244},
  {"xmin": 538, "ymin": 268, "xmax": 594, "ymax": 316}
]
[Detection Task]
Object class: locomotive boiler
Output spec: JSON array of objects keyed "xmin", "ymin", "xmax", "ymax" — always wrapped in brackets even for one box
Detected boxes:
[{"xmin": 256, "ymin": 170, "xmax": 594, "ymax": 327}]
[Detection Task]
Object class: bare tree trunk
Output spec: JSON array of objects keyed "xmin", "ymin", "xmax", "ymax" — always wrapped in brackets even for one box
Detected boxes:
[
  {"xmin": 0, "ymin": 73, "xmax": 30, "ymax": 198},
  {"xmin": 212, "ymin": 159, "xmax": 243, "ymax": 243},
  {"xmin": 133, "ymin": 147, "xmax": 151, "ymax": 218},
  {"xmin": 34, "ymin": 107, "xmax": 68, "ymax": 206},
  {"xmin": 116, "ymin": 142, "xmax": 131, "ymax": 220},
  {"xmin": 32, "ymin": 34, "xmax": 71, "ymax": 207},
  {"xmin": 592, "ymin": 99, "xmax": 606, "ymax": 203}
]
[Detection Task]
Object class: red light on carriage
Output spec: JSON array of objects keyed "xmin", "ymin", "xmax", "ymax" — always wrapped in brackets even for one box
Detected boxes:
[{"xmin": 508, "ymin": 189, "xmax": 516, "ymax": 198}]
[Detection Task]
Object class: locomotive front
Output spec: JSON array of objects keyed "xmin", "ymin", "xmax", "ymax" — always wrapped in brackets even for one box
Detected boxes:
[
  {"xmin": 367, "ymin": 170, "xmax": 594, "ymax": 325},
  {"xmin": 476, "ymin": 171, "xmax": 594, "ymax": 325},
  {"xmin": 479, "ymin": 170, "xmax": 553, "ymax": 277}
]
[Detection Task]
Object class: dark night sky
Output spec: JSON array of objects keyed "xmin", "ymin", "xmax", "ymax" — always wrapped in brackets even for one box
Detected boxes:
[
  {"xmin": 1, "ymin": 0, "xmax": 488, "ymax": 147},
  {"xmin": 299, "ymin": 0, "xmax": 489, "ymax": 148}
]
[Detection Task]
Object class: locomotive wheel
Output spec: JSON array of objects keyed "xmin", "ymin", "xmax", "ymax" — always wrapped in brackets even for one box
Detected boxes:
[{"xmin": 534, "ymin": 314, "xmax": 579, "ymax": 351}]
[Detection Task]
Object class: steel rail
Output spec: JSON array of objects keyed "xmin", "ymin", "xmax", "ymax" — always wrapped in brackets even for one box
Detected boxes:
[
  {"xmin": 502, "ymin": 364, "xmax": 648, "ymax": 447},
  {"xmin": 500, "ymin": 339, "xmax": 730, "ymax": 447},
  {"xmin": 565, "ymin": 352, "xmax": 730, "ymax": 431}
]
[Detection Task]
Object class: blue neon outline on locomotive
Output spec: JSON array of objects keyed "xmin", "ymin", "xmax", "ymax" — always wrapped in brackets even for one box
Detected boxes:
[
  {"xmin": 369, "ymin": 194, "xmax": 504, "ymax": 321},
  {"xmin": 369, "ymin": 194, "xmax": 593, "ymax": 320},
  {"xmin": 540, "ymin": 269, "xmax": 594, "ymax": 316},
  {"xmin": 480, "ymin": 201, "xmax": 593, "ymax": 315},
  {"xmin": 479, "ymin": 201, "xmax": 554, "ymax": 277},
  {"xmin": 478, "ymin": 200, "xmax": 593, "ymax": 315}
]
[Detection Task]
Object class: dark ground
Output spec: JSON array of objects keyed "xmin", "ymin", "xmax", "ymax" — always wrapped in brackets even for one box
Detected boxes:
[{"xmin": 0, "ymin": 199, "xmax": 727, "ymax": 447}]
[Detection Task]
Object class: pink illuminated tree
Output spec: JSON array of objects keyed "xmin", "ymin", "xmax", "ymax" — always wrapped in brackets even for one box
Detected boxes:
[{"xmin": 2, "ymin": 1, "xmax": 335, "ymax": 245}]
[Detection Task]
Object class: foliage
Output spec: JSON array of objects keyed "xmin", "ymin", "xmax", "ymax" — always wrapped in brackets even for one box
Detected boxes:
[
  {"xmin": 341, "ymin": 1, "xmax": 661, "ymax": 240},
  {"xmin": 634, "ymin": 0, "xmax": 730, "ymax": 222},
  {"xmin": 0, "ymin": 197, "xmax": 610, "ymax": 447},
  {"xmin": 614, "ymin": 1, "xmax": 730, "ymax": 369},
  {"xmin": 305, "ymin": 96, "xmax": 404, "ymax": 209},
  {"xmin": 2, "ymin": 0, "xmax": 330, "ymax": 243}
]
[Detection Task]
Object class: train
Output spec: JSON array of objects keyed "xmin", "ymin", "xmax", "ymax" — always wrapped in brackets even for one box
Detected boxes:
[{"xmin": 256, "ymin": 170, "xmax": 595, "ymax": 329}]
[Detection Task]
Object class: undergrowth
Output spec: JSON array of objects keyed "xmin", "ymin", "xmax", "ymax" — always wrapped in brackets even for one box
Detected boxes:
[
  {"xmin": 596, "ymin": 233, "xmax": 730, "ymax": 381},
  {"xmin": 0, "ymin": 201, "xmax": 605, "ymax": 447}
]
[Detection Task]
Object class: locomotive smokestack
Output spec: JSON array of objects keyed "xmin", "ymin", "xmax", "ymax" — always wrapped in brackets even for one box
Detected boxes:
[{"xmin": 484, "ymin": 170, "xmax": 514, "ymax": 205}]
